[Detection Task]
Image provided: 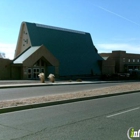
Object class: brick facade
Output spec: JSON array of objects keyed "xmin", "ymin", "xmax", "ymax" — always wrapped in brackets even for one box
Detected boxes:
[{"xmin": 100, "ymin": 51, "xmax": 140, "ymax": 74}]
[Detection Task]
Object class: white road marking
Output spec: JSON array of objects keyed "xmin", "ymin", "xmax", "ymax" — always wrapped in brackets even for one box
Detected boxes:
[{"xmin": 106, "ymin": 107, "xmax": 140, "ymax": 118}]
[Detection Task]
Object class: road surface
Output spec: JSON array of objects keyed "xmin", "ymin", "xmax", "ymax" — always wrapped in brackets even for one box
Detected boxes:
[
  {"xmin": 0, "ymin": 91, "xmax": 139, "ymax": 139},
  {"xmin": 0, "ymin": 82, "xmax": 137, "ymax": 101}
]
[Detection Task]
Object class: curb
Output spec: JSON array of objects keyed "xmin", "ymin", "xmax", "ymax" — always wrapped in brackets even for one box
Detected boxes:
[{"xmin": 0, "ymin": 89, "xmax": 140, "ymax": 114}]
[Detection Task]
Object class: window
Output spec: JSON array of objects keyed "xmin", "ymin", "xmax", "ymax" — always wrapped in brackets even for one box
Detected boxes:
[
  {"xmin": 128, "ymin": 59, "xmax": 130, "ymax": 62},
  {"xmin": 133, "ymin": 59, "xmax": 135, "ymax": 62},
  {"xmin": 137, "ymin": 59, "xmax": 139, "ymax": 62},
  {"xmin": 123, "ymin": 58, "xmax": 125, "ymax": 62}
]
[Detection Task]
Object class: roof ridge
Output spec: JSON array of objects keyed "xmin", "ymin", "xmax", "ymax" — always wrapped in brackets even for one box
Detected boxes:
[{"xmin": 36, "ymin": 23, "xmax": 86, "ymax": 35}]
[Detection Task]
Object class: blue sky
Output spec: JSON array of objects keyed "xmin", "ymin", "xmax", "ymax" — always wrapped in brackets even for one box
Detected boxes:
[{"xmin": 0, "ymin": 0, "xmax": 140, "ymax": 59}]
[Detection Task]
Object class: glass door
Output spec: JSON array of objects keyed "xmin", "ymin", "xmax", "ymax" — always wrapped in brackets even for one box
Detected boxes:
[
  {"xmin": 33, "ymin": 68, "xmax": 40, "ymax": 79},
  {"xmin": 41, "ymin": 68, "xmax": 45, "ymax": 73},
  {"xmin": 28, "ymin": 68, "xmax": 45, "ymax": 79}
]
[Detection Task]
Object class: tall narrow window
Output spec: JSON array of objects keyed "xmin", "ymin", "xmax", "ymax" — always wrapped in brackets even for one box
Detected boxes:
[
  {"xmin": 123, "ymin": 58, "xmax": 125, "ymax": 62},
  {"xmin": 128, "ymin": 59, "xmax": 130, "ymax": 62}
]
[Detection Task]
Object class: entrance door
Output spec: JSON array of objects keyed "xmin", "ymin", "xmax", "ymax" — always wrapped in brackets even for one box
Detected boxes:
[
  {"xmin": 33, "ymin": 68, "xmax": 40, "ymax": 79},
  {"xmin": 41, "ymin": 68, "xmax": 45, "ymax": 73},
  {"xmin": 27, "ymin": 68, "xmax": 45, "ymax": 79}
]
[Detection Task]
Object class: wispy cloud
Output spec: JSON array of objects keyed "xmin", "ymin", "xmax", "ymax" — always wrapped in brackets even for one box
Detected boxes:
[
  {"xmin": 0, "ymin": 43, "xmax": 16, "ymax": 59},
  {"xmin": 96, "ymin": 43, "xmax": 140, "ymax": 54},
  {"xmin": 112, "ymin": 37, "xmax": 140, "ymax": 42},
  {"xmin": 95, "ymin": 5, "xmax": 140, "ymax": 26}
]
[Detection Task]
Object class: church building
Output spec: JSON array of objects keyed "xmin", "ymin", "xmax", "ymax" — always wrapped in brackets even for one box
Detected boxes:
[{"xmin": 2, "ymin": 22, "xmax": 103, "ymax": 80}]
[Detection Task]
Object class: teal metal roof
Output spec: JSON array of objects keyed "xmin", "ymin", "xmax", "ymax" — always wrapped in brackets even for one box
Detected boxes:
[
  {"xmin": 25, "ymin": 22, "xmax": 103, "ymax": 75},
  {"xmin": 13, "ymin": 46, "xmax": 40, "ymax": 64}
]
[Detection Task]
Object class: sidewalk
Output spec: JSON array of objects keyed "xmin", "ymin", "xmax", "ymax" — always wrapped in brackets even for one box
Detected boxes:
[
  {"xmin": 0, "ymin": 81, "xmax": 100, "ymax": 88},
  {"xmin": 0, "ymin": 79, "xmax": 138, "ymax": 89},
  {"xmin": 0, "ymin": 80, "xmax": 96, "ymax": 88},
  {"xmin": 0, "ymin": 80, "xmax": 140, "ymax": 114}
]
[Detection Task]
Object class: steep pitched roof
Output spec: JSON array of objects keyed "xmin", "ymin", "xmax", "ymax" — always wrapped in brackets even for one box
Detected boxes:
[
  {"xmin": 13, "ymin": 46, "xmax": 40, "ymax": 64},
  {"xmin": 13, "ymin": 45, "xmax": 59, "ymax": 67},
  {"xmin": 25, "ymin": 22, "xmax": 103, "ymax": 75}
]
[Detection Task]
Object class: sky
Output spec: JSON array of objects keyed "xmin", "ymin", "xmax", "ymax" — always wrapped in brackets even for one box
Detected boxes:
[{"xmin": 0, "ymin": 0, "xmax": 140, "ymax": 59}]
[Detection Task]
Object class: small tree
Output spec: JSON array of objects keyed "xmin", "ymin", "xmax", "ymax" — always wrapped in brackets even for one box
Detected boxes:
[
  {"xmin": 38, "ymin": 73, "xmax": 45, "ymax": 83},
  {"xmin": 48, "ymin": 74, "xmax": 55, "ymax": 83}
]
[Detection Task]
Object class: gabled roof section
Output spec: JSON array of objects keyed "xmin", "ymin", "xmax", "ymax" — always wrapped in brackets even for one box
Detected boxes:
[
  {"xmin": 99, "ymin": 53, "xmax": 111, "ymax": 60},
  {"xmin": 102, "ymin": 56, "xmax": 109, "ymax": 60},
  {"xmin": 13, "ymin": 45, "xmax": 59, "ymax": 67},
  {"xmin": 13, "ymin": 46, "xmax": 40, "ymax": 64},
  {"xmin": 23, "ymin": 22, "xmax": 103, "ymax": 75},
  {"xmin": 23, "ymin": 45, "xmax": 59, "ymax": 67},
  {"xmin": 25, "ymin": 22, "xmax": 96, "ymax": 50},
  {"xmin": 25, "ymin": 22, "xmax": 101, "ymax": 59}
]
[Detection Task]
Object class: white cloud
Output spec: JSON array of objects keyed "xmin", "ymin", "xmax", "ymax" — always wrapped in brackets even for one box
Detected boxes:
[
  {"xmin": 0, "ymin": 43, "xmax": 16, "ymax": 60},
  {"xmin": 96, "ymin": 43, "xmax": 140, "ymax": 54}
]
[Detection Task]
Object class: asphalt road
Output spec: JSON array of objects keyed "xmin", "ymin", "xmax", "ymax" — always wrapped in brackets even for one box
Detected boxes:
[
  {"xmin": 0, "ymin": 91, "xmax": 140, "ymax": 140},
  {"xmin": 0, "ymin": 82, "xmax": 137, "ymax": 101}
]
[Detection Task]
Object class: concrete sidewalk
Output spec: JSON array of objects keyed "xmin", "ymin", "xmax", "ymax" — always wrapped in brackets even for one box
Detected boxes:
[
  {"xmin": 0, "ymin": 81, "xmax": 106, "ymax": 88},
  {"xmin": 0, "ymin": 79, "xmax": 138, "ymax": 89},
  {"xmin": 0, "ymin": 80, "xmax": 99, "ymax": 88}
]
